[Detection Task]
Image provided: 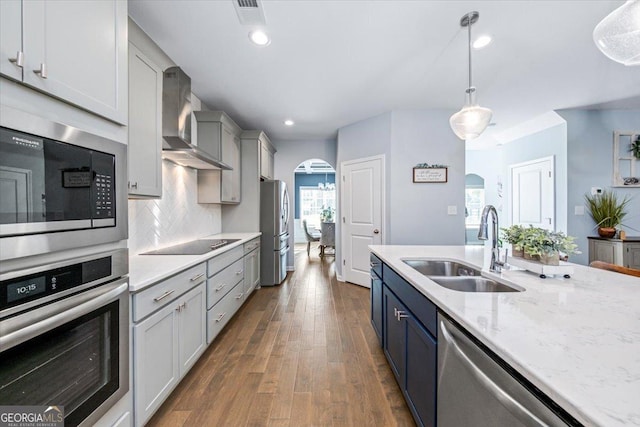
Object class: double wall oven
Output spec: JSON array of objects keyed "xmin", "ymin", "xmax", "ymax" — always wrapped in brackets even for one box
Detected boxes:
[{"xmin": 0, "ymin": 106, "xmax": 129, "ymax": 426}]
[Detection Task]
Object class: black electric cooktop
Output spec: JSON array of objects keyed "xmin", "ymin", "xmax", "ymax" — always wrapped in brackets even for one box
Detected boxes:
[{"xmin": 141, "ymin": 239, "xmax": 240, "ymax": 255}]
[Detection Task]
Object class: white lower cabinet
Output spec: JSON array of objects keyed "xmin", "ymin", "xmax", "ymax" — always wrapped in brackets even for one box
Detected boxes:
[
  {"xmin": 132, "ymin": 265, "xmax": 206, "ymax": 427},
  {"xmin": 243, "ymin": 239, "xmax": 261, "ymax": 298},
  {"xmin": 207, "ymin": 280, "xmax": 245, "ymax": 343}
]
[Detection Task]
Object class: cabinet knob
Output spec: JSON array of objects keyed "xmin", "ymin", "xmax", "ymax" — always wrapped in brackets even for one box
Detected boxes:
[
  {"xmin": 33, "ymin": 63, "xmax": 47, "ymax": 79},
  {"xmin": 373, "ymin": 229, "xmax": 380, "ymax": 234},
  {"xmin": 8, "ymin": 51, "xmax": 24, "ymax": 68}
]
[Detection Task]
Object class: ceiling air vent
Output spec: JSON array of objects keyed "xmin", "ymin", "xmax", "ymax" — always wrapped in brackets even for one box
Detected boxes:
[{"xmin": 233, "ymin": 0, "xmax": 266, "ymax": 25}]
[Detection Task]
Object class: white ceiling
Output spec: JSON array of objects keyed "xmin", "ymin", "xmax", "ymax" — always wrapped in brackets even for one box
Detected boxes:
[{"xmin": 129, "ymin": 0, "xmax": 640, "ymax": 149}]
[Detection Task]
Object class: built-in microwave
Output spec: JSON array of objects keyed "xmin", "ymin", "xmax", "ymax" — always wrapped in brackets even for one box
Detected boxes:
[{"xmin": 0, "ymin": 106, "xmax": 127, "ymax": 262}]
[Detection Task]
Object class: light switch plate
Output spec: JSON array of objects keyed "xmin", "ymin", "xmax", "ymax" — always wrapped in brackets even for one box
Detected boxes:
[
  {"xmin": 574, "ymin": 206, "xmax": 585, "ymax": 215},
  {"xmin": 447, "ymin": 205, "xmax": 457, "ymax": 215}
]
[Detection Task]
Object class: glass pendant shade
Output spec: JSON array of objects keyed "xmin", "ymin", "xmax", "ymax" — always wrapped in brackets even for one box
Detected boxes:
[
  {"xmin": 449, "ymin": 90, "xmax": 493, "ymax": 140},
  {"xmin": 593, "ymin": 0, "xmax": 640, "ymax": 66}
]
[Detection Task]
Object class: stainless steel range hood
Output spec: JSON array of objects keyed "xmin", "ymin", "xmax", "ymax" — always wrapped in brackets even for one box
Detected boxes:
[{"xmin": 162, "ymin": 66, "xmax": 232, "ymax": 170}]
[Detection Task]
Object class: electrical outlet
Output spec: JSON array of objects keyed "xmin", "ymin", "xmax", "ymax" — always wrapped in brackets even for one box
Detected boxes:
[
  {"xmin": 591, "ymin": 187, "xmax": 602, "ymax": 196},
  {"xmin": 447, "ymin": 206, "xmax": 457, "ymax": 215}
]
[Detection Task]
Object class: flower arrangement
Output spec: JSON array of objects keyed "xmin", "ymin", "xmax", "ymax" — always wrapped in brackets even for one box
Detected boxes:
[
  {"xmin": 320, "ymin": 206, "xmax": 334, "ymax": 223},
  {"xmin": 500, "ymin": 224, "xmax": 526, "ymax": 256}
]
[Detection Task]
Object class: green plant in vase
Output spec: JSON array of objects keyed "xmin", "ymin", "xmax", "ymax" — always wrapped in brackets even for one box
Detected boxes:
[
  {"xmin": 631, "ymin": 135, "xmax": 640, "ymax": 159},
  {"xmin": 584, "ymin": 190, "xmax": 631, "ymax": 238},
  {"xmin": 500, "ymin": 225, "xmax": 526, "ymax": 257},
  {"xmin": 522, "ymin": 227, "xmax": 580, "ymax": 265}
]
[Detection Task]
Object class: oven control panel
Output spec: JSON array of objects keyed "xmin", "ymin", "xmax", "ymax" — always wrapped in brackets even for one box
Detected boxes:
[{"xmin": 0, "ymin": 256, "xmax": 112, "ymax": 315}]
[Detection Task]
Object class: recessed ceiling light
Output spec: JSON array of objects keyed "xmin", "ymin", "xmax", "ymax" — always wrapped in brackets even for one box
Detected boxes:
[
  {"xmin": 473, "ymin": 35, "xmax": 492, "ymax": 49},
  {"xmin": 284, "ymin": 119, "xmax": 295, "ymax": 126},
  {"xmin": 249, "ymin": 30, "xmax": 270, "ymax": 46}
]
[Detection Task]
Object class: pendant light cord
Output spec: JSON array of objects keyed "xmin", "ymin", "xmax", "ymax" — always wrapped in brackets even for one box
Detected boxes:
[{"xmin": 467, "ymin": 12, "xmax": 473, "ymax": 91}]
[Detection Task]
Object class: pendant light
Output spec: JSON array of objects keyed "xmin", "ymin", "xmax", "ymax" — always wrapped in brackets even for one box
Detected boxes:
[
  {"xmin": 593, "ymin": 0, "xmax": 640, "ymax": 66},
  {"xmin": 449, "ymin": 11, "xmax": 493, "ymax": 141}
]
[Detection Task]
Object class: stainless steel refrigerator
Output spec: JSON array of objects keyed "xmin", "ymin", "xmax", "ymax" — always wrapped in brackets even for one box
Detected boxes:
[{"xmin": 260, "ymin": 180, "xmax": 290, "ymax": 286}]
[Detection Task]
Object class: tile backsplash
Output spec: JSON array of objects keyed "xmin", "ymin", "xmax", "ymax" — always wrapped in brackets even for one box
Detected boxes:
[{"xmin": 128, "ymin": 160, "xmax": 221, "ymax": 254}]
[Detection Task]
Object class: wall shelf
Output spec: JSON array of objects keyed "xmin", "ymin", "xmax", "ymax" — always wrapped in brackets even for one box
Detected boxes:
[{"xmin": 612, "ymin": 130, "xmax": 640, "ymax": 188}]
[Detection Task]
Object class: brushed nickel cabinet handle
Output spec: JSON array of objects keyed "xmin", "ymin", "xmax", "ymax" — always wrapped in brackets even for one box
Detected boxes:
[
  {"xmin": 215, "ymin": 284, "xmax": 227, "ymax": 292},
  {"xmin": 215, "ymin": 312, "xmax": 226, "ymax": 322},
  {"xmin": 153, "ymin": 289, "xmax": 174, "ymax": 302},
  {"xmin": 8, "ymin": 51, "xmax": 24, "ymax": 67},
  {"xmin": 33, "ymin": 63, "xmax": 47, "ymax": 78},
  {"xmin": 190, "ymin": 273, "xmax": 205, "ymax": 282}
]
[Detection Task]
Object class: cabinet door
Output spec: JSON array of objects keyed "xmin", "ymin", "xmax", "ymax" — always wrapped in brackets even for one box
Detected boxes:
[
  {"xmin": 244, "ymin": 248, "xmax": 260, "ymax": 297},
  {"xmin": 383, "ymin": 286, "xmax": 405, "ymax": 384},
  {"xmin": 178, "ymin": 283, "xmax": 206, "ymax": 376},
  {"xmin": 260, "ymin": 142, "xmax": 271, "ymax": 179},
  {"xmin": 590, "ymin": 240, "xmax": 619, "ymax": 265},
  {"xmin": 405, "ymin": 316, "xmax": 437, "ymax": 427},
  {"xmin": 0, "ymin": 0, "xmax": 22, "ymax": 81},
  {"xmin": 128, "ymin": 43, "xmax": 162, "ymax": 198},
  {"xmin": 625, "ymin": 243, "xmax": 640, "ymax": 269},
  {"xmin": 21, "ymin": 0, "xmax": 127, "ymax": 123},
  {"xmin": 371, "ymin": 271, "xmax": 383, "ymax": 346},
  {"xmin": 221, "ymin": 132, "xmax": 241, "ymax": 203},
  {"xmin": 133, "ymin": 304, "xmax": 179, "ymax": 426}
]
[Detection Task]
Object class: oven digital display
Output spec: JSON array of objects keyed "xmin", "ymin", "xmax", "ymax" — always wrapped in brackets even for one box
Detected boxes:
[{"xmin": 6, "ymin": 276, "xmax": 47, "ymax": 303}]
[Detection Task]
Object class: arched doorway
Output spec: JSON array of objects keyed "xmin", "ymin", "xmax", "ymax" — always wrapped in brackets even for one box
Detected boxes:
[{"xmin": 293, "ymin": 159, "xmax": 336, "ymax": 259}]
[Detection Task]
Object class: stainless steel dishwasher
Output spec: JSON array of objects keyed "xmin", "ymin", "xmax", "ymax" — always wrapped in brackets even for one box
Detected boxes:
[{"xmin": 437, "ymin": 314, "xmax": 571, "ymax": 427}]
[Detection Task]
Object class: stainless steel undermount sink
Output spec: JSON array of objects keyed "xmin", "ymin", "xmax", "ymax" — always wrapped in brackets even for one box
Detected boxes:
[
  {"xmin": 403, "ymin": 259, "xmax": 480, "ymax": 277},
  {"xmin": 428, "ymin": 276, "xmax": 521, "ymax": 293},
  {"xmin": 402, "ymin": 259, "xmax": 522, "ymax": 293}
]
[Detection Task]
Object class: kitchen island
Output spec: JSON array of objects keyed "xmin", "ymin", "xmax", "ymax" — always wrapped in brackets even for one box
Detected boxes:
[{"xmin": 370, "ymin": 245, "xmax": 640, "ymax": 427}]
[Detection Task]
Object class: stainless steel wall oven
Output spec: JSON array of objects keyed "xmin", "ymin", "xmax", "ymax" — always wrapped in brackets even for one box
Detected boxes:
[
  {"xmin": 0, "ymin": 249, "xmax": 129, "ymax": 427},
  {"xmin": 0, "ymin": 105, "xmax": 127, "ymax": 261}
]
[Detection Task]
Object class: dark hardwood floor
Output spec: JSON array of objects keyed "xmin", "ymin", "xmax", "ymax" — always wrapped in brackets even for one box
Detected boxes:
[{"xmin": 147, "ymin": 243, "xmax": 415, "ymax": 427}]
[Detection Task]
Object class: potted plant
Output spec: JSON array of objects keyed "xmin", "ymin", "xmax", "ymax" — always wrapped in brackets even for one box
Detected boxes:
[
  {"xmin": 584, "ymin": 190, "xmax": 631, "ymax": 238},
  {"xmin": 631, "ymin": 135, "xmax": 640, "ymax": 159},
  {"xmin": 501, "ymin": 225, "xmax": 526, "ymax": 257},
  {"xmin": 521, "ymin": 227, "xmax": 580, "ymax": 265},
  {"xmin": 320, "ymin": 206, "xmax": 334, "ymax": 223}
]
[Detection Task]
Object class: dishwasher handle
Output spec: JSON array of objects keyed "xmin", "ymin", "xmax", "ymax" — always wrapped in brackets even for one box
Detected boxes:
[{"xmin": 439, "ymin": 319, "xmax": 548, "ymax": 427}]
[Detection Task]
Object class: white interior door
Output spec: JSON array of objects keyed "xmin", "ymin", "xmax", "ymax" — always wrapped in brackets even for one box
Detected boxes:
[
  {"xmin": 510, "ymin": 156, "xmax": 554, "ymax": 230},
  {"xmin": 341, "ymin": 155, "xmax": 384, "ymax": 287}
]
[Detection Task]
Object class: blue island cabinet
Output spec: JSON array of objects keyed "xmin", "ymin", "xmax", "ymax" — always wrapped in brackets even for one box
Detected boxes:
[{"xmin": 371, "ymin": 255, "xmax": 437, "ymax": 427}]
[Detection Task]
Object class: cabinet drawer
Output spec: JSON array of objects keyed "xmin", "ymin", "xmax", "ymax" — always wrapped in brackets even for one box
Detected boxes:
[
  {"xmin": 207, "ymin": 246, "xmax": 244, "ymax": 276},
  {"xmin": 207, "ymin": 258, "xmax": 244, "ymax": 309},
  {"xmin": 383, "ymin": 264, "xmax": 437, "ymax": 337},
  {"xmin": 133, "ymin": 263, "xmax": 206, "ymax": 322},
  {"xmin": 207, "ymin": 281, "xmax": 244, "ymax": 343},
  {"xmin": 244, "ymin": 237, "xmax": 260, "ymax": 254}
]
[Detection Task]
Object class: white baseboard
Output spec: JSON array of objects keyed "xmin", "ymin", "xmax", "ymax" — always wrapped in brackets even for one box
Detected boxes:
[
  {"xmin": 287, "ymin": 266, "xmax": 295, "ymax": 272},
  {"xmin": 336, "ymin": 273, "xmax": 344, "ymax": 282}
]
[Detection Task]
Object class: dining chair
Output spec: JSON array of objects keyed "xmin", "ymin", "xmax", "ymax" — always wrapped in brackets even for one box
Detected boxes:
[
  {"xmin": 302, "ymin": 219, "xmax": 320, "ymax": 256},
  {"xmin": 589, "ymin": 261, "xmax": 640, "ymax": 278}
]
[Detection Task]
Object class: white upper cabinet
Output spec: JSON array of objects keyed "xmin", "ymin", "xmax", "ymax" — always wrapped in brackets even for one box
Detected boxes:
[
  {"xmin": 196, "ymin": 111, "xmax": 242, "ymax": 204},
  {"xmin": 128, "ymin": 42, "xmax": 163, "ymax": 198},
  {"xmin": 0, "ymin": 0, "xmax": 127, "ymax": 124},
  {"xmin": 0, "ymin": 1, "xmax": 22, "ymax": 81},
  {"xmin": 259, "ymin": 133, "xmax": 275, "ymax": 180}
]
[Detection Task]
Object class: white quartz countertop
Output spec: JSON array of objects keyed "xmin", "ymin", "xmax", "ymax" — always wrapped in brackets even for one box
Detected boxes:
[
  {"xmin": 369, "ymin": 245, "xmax": 640, "ymax": 427},
  {"xmin": 128, "ymin": 233, "xmax": 261, "ymax": 293}
]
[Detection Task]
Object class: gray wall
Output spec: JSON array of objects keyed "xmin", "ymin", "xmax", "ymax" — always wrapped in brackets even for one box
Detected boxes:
[
  {"xmin": 389, "ymin": 110, "xmax": 465, "ymax": 244},
  {"xmin": 335, "ymin": 109, "xmax": 464, "ymax": 277},
  {"xmin": 558, "ymin": 108, "xmax": 640, "ymax": 266},
  {"xmin": 467, "ymin": 122, "xmax": 568, "ymax": 234},
  {"xmin": 272, "ymin": 138, "xmax": 337, "ymax": 269}
]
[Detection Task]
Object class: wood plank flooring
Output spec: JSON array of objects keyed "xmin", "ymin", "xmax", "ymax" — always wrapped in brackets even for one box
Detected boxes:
[{"xmin": 147, "ymin": 243, "xmax": 415, "ymax": 427}]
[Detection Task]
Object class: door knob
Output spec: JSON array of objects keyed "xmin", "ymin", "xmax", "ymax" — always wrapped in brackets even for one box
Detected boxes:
[{"xmin": 373, "ymin": 229, "xmax": 380, "ymax": 234}]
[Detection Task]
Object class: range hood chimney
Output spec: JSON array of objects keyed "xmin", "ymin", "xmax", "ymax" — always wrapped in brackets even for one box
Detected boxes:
[{"xmin": 162, "ymin": 66, "xmax": 231, "ymax": 170}]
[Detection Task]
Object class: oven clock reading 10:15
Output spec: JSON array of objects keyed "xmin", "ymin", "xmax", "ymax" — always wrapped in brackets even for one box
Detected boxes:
[{"xmin": 7, "ymin": 276, "xmax": 47, "ymax": 303}]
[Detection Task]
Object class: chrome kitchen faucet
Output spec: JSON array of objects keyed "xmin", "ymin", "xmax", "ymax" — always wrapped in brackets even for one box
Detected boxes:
[{"xmin": 478, "ymin": 205, "xmax": 505, "ymax": 273}]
